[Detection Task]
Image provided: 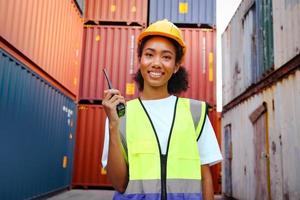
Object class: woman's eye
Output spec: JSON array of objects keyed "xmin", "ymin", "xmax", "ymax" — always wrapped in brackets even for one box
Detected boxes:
[
  {"xmin": 163, "ymin": 55, "xmax": 171, "ymax": 60},
  {"xmin": 145, "ymin": 53, "xmax": 153, "ymax": 57}
]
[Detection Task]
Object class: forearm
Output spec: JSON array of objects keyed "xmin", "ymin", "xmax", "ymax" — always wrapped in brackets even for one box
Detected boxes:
[
  {"xmin": 107, "ymin": 124, "xmax": 128, "ymax": 193},
  {"xmin": 201, "ymin": 164, "xmax": 214, "ymax": 200}
]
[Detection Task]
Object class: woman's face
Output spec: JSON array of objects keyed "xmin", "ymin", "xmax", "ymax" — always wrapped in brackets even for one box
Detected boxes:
[{"xmin": 139, "ymin": 36, "xmax": 178, "ymax": 91}]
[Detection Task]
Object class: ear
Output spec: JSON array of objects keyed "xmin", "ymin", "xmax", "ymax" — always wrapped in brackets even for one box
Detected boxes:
[{"xmin": 174, "ymin": 64, "xmax": 180, "ymax": 74}]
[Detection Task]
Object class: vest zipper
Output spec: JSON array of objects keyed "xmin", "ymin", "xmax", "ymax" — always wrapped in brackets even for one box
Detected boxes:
[
  {"xmin": 138, "ymin": 97, "xmax": 178, "ymax": 200},
  {"xmin": 161, "ymin": 154, "xmax": 167, "ymax": 200}
]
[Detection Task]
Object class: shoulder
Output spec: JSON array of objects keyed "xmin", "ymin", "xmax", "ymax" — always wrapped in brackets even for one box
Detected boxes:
[
  {"xmin": 178, "ymin": 97, "xmax": 207, "ymax": 108},
  {"xmin": 126, "ymin": 98, "xmax": 140, "ymax": 107}
]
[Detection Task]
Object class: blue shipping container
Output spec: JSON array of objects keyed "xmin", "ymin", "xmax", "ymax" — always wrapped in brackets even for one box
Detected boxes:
[
  {"xmin": 149, "ymin": 0, "xmax": 216, "ymax": 26},
  {"xmin": 74, "ymin": 0, "xmax": 85, "ymax": 15},
  {"xmin": 0, "ymin": 49, "xmax": 77, "ymax": 200}
]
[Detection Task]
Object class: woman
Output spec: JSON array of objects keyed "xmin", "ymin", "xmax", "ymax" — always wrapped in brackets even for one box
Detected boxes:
[{"xmin": 102, "ymin": 19, "xmax": 222, "ymax": 200}]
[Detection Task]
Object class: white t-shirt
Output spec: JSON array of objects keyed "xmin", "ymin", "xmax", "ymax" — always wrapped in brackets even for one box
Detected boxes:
[{"xmin": 101, "ymin": 95, "xmax": 222, "ymax": 168}]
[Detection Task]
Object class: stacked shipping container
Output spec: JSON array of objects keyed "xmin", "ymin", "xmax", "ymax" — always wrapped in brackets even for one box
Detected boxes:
[
  {"xmin": 0, "ymin": 0, "xmax": 83, "ymax": 97},
  {"xmin": 78, "ymin": 25, "xmax": 142, "ymax": 100},
  {"xmin": 0, "ymin": 0, "xmax": 83, "ymax": 199},
  {"xmin": 222, "ymin": 0, "xmax": 300, "ymax": 199},
  {"xmin": 73, "ymin": 0, "xmax": 221, "ymax": 193},
  {"xmin": 85, "ymin": 0, "xmax": 148, "ymax": 26},
  {"xmin": 181, "ymin": 28, "xmax": 216, "ymax": 106},
  {"xmin": 73, "ymin": 0, "xmax": 147, "ymax": 188},
  {"xmin": 0, "ymin": 50, "xmax": 77, "ymax": 199},
  {"xmin": 72, "ymin": 105, "xmax": 111, "ymax": 187},
  {"xmin": 149, "ymin": 0, "xmax": 216, "ymax": 27}
]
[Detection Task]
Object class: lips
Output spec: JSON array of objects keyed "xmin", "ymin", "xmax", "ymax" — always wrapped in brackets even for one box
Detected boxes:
[{"xmin": 148, "ymin": 71, "xmax": 164, "ymax": 78}]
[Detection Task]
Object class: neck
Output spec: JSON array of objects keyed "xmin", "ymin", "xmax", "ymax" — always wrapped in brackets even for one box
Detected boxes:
[{"xmin": 140, "ymin": 85, "xmax": 170, "ymax": 100}]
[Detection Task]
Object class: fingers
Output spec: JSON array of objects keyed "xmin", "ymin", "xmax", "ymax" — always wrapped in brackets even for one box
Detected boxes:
[
  {"xmin": 102, "ymin": 89, "xmax": 126, "ymax": 121},
  {"xmin": 104, "ymin": 89, "xmax": 121, "ymax": 98},
  {"xmin": 110, "ymin": 95, "xmax": 126, "ymax": 106}
]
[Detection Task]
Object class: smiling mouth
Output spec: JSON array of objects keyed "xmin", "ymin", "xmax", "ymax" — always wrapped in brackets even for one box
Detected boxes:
[{"xmin": 148, "ymin": 71, "xmax": 164, "ymax": 78}]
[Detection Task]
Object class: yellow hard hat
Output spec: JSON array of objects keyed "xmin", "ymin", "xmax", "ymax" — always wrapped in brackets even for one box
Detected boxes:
[{"xmin": 138, "ymin": 19, "xmax": 186, "ymax": 55}]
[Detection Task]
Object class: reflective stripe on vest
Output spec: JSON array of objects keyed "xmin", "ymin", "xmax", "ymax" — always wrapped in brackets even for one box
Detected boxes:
[{"xmin": 115, "ymin": 97, "xmax": 206, "ymax": 200}]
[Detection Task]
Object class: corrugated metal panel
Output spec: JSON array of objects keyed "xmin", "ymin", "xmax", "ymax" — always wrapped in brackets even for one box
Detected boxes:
[
  {"xmin": 180, "ymin": 28, "xmax": 216, "ymax": 106},
  {"xmin": 222, "ymin": 70, "xmax": 300, "ymax": 199},
  {"xmin": 85, "ymin": 0, "xmax": 147, "ymax": 26},
  {"xmin": 272, "ymin": 70, "xmax": 300, "ymax": 199},
  {"xmin": 0, "ymin": 49, "xmax": 77, "ymax": 200},
  {"xmin": 0, "ymin": 41, "xmax": 77, "ymax": 100},
  {"xmin": 222, "ymin": 0, "xmax": 257, "ymax": 106},
  {"xmin": 72, "ymin": 105, "xmax": 111, "ymax": 187},
  {"xmin": 0, "ymin": 0, "xmax": 83, "ymax": 95},
  {"xmin": 222, "ymin": 95, "xmax": 264, "ymax": 199},
  {"xmin": 223, "ymin": 124, "xmax": 232, "ymax": 197},
  {"xmin": 273, "ymin": 0, "xmax": 300, "ymax": 68},
  {"xmin": 79, "ymin": 25, "xmax": 142, "ymax": 100},
  {"xmin": 251, "ymin": 104, "xmax": 270, "ymax": 199},
  {"xmin": 149, "ymin": 0, "xmax": 216, "ymax": 26},
  {"xmin": 256, "ymin": 0, "xmax": 274, "ymax": 77}
]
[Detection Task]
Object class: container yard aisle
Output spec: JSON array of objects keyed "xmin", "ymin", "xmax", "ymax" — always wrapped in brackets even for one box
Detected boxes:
[
  {"xmin": 46, "ymin": 190, "xmax": 225, "ymax": 200},
  {"xmin": 46, "ymin": 189, "xmax": 114, "ymax": 200}
]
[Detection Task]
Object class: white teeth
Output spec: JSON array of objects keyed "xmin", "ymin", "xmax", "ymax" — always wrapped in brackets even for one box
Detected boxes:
[{"xmin": 149, "ymin": 72, "xmax": 162, "ymax": 78}]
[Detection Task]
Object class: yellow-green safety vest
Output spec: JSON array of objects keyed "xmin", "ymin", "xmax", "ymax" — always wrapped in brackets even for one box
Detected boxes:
[{"xmin": 114, "ymin": 97, "xmax": 207, "ymax": 200}]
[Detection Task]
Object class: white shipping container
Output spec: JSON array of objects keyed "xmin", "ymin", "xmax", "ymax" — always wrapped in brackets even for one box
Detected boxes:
[
  {"xmin": 222, "ymin": 0, "xmax": 256, "ymax": 106},
  {"xmin": 273, "ymin": 0, "xmax": 300, "ymax": 68},
  {"xmin": 222, "ymin": 70, "xmax": 300, "ymax": 199}
]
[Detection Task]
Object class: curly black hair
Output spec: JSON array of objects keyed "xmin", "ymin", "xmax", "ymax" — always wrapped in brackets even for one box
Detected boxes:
[{"xmin": 135, "ymin": 35, "xmax": 189, "ymax": 95}]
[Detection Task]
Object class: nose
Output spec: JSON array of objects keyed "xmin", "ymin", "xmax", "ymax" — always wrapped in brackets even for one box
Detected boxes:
[{"xmin": 152, "ymin": 55, "xmax": 162, "ymax": 68}]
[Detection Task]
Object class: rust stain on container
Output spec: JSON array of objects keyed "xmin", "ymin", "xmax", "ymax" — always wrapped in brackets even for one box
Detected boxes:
[
  {"xmin": 0, "ymin": 0, "xmax": 83, "ymax": 96},
  {"xmin": 79, "ymin": 25, "xmax": 142, "ymax": 100},
  {"xmin": 180, "ymin": 28, "xmax": 216, "ymax": 107},
  {"xmin": 72, "ymin": 105, "xmax": 111, "ymax": 187},
  {"xmin": 85, "ymin": 0, "xmax": 148, "ymax": 26}
]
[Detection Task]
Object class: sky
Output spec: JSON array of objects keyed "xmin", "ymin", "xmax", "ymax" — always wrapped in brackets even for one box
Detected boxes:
[{"xmin": 216, "ymin": 0, "xmax": 243, "ymax": 111}]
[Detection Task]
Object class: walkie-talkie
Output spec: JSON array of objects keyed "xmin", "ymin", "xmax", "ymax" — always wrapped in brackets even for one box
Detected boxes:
[{"xmin": 103, "ymin": 69, "xmax": 126, "ymax": 117}]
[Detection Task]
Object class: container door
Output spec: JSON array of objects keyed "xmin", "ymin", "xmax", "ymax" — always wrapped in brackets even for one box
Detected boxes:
[
  {"xmin": 257, "ymin": 0, "xmax": 274, "ymax": 79},
  {"xmin": 224, "ymin": 124, "xmax": 232, "ymax": 197},
  {"xmin": 250, "ymin": 103, "xmax": 271, "ymax": 200}
]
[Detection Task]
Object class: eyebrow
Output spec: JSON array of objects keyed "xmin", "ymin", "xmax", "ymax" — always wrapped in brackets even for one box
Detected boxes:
[{"xmin": 144, "ymin": 48, "xmax": 174, "ymax": 55}]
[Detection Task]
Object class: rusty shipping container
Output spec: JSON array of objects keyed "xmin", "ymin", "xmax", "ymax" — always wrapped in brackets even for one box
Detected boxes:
[
  {"xmin": 273, "ymin": 0, "xmax": 300, "ymax": 69},
  {"xmin": 221, "ymin": 0, "xmax": 276, "ymax": 106},
  {"xmin": 222, "ymin": 70, "xmax": 300, "ymax": 199},
  {"xmin": 222, "ymin": 0, "xmax": 257, "ymax": 106},
  {"xmin": 72, "ymin": 105, "xmax": 111, "ymax": 187},
  {"xmin": 180, "ymin": 28, "xmax": 216, "ymax": 107},
  {"xmin": 85, "ymin": 0, "xmax": 147, "ymax": 26},
  {"xmin": 0, "ymin": 0, "xmax": 83, "ymax": 96},
  {"xmin": 149, "ymin": 0, "xmax": 216, "ymax": 27},
  {"xmin": 79, "ymin": 25, "xmax": 142, "ymax": 100},
  {"xmin": 0, "ymin": 49, "xmax": 77, "ymax": 200}
]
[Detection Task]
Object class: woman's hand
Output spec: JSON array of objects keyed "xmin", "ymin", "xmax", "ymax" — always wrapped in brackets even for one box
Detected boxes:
[
  {"xmin": 102, "ymin": 89, "xmax": 129, "ymax": 193},
  {"xmin": 102, "ymin": 89, "xmax": 126, "ymax": 123}
]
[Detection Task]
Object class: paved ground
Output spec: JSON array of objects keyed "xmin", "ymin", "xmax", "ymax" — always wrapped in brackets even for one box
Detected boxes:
[
  {"xmin": 46, "ymin": 189, "xmax": 115, "ymax": 200},
  {"xmin": 46, "ymin": 189, "xmax": 225, "ymax": 200}
]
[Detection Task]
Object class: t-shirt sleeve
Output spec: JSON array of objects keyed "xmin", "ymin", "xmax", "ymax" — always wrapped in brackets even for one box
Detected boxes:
[
  {"xmin": 197, "ymin": 115, "xmax": 223, "ymax": 166},
  {"xmin": 101, "ymin": 118, "xmax": 109, "ymax": 169}
]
